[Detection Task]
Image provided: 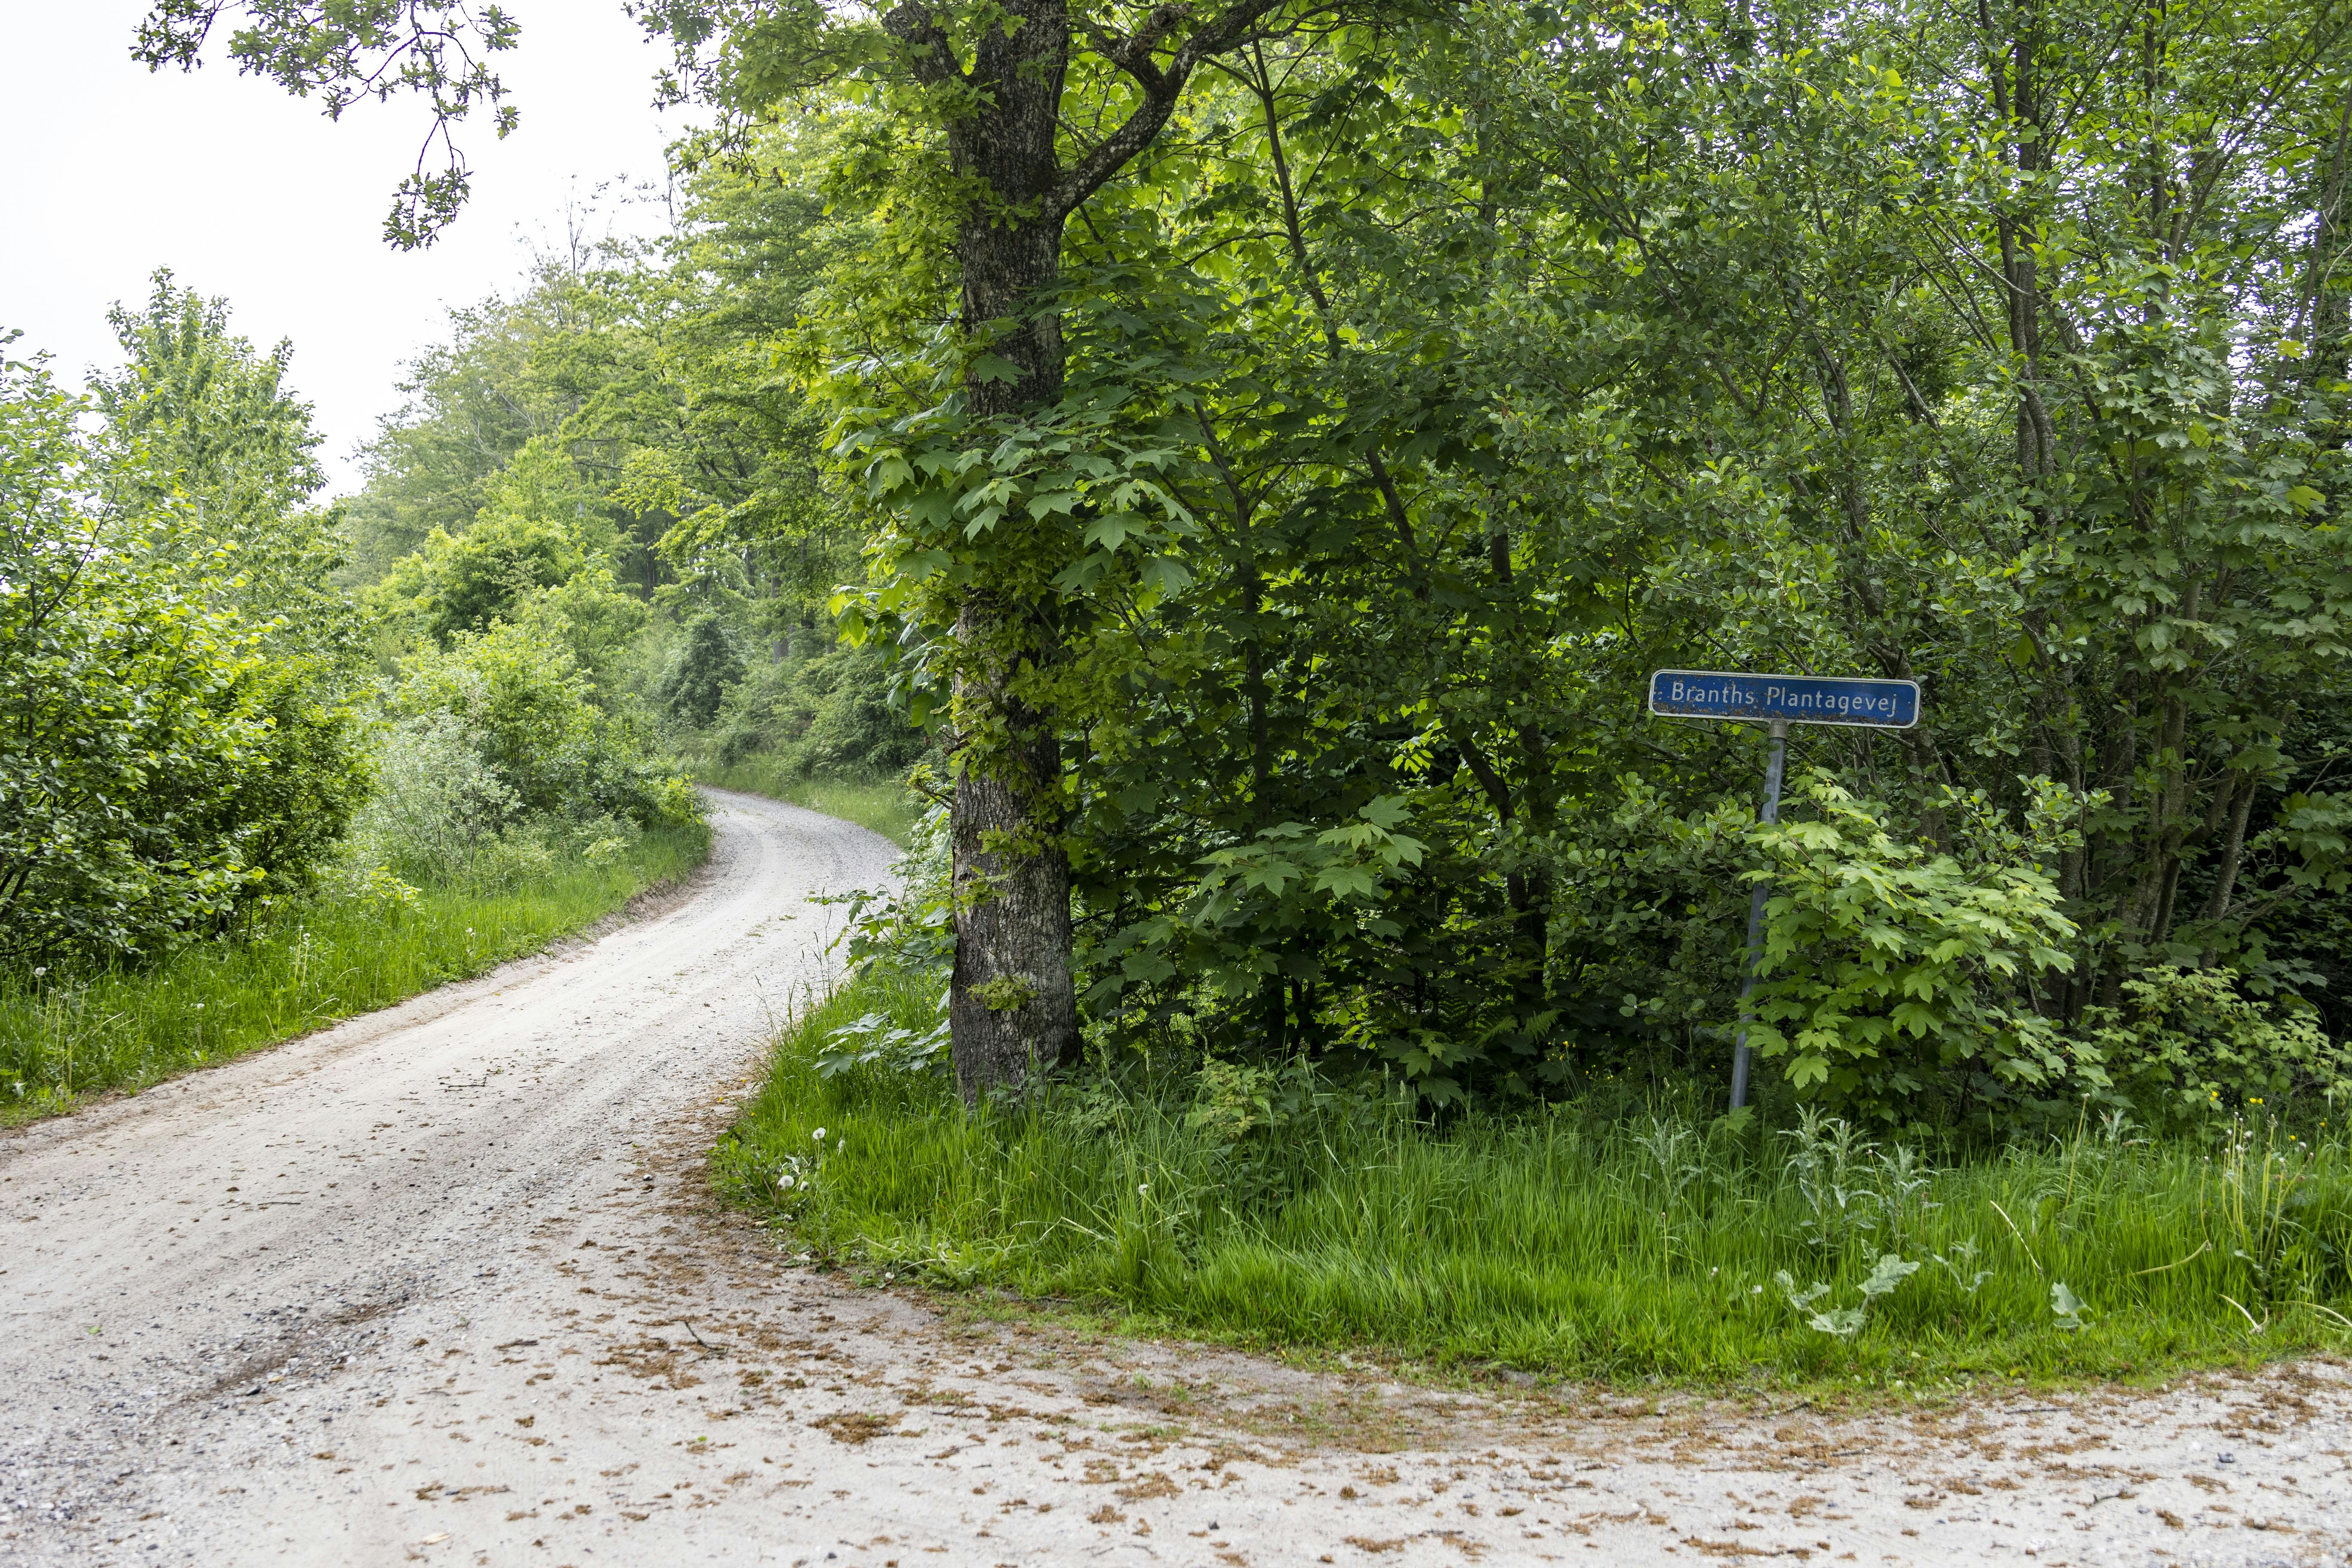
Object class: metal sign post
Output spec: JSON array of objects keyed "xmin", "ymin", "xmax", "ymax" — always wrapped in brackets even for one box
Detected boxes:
[
  {"xmin": 1646, "ymin": 669, "xmax": 1922, "ymax": 1112},
  {"xmin": 1727, "ymin": 717, "xmax": 1788, "ymax": 1113}
]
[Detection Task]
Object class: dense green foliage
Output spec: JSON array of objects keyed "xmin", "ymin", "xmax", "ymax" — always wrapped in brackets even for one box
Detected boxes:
[
  {"xmin": 705, "ymin": 648, "xmax": 929, "ymax": 775},
  {"xmin": 0, "ymin": 282, "xmax": 368, "ymax": 966},
  {"xmin": 658, "ymin": 613, "xmax": 749, "ymax": 726},
  {"xmin": 137, "ymin": 0, "xmax": 2352, "ymax": 1137},
  {"xmin": 1, "ymin": 267, "xmax": 711, "ymax": 1112},
  {"xmin": 389, "ymin": 619, "xmax": 696, "ymax": 826},
  {"xmin": 802, "ymin": 0, "xmax": 2352, "ymax": 1129},
  {"xmin": 329, "ymin": 205, "xmax": 928, "ymax": 823}
]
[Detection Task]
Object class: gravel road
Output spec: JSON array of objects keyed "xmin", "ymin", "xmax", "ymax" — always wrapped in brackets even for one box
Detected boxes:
[{"xmin": 4, "ymin": 789, "xmax": 2348, "ymax": 1568}]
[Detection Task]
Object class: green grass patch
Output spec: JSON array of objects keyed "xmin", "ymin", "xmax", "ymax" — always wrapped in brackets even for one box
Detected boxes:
[
  {"xmin": 692, "ymin": 759, "xmax": 920, "ymax": 845},
  {"xmin": 716, "ymin": 966, "xmax": 2352, "ymax": 1390},
  {"xmin": 0, "ymin": 821, "xmax": 710, "ymax": 1122}
]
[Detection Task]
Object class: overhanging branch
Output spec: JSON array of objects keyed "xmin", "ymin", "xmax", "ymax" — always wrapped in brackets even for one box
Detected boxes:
[{"xmin": 1050, "ymin": 0, "xmax": 1298, "ymax": 217}]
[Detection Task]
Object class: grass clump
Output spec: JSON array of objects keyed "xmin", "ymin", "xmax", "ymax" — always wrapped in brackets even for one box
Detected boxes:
[
  {"xmin": 0, "ymin": 820, "xmax": 707, "ymax": 1121},
  {"xmin": 717, "ymin": 967, "xmax": 2352, "ymax": 1388}
]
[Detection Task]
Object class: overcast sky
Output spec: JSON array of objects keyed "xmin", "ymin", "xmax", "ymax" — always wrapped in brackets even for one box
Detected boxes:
[{"xmin": 1, "ymin": 0, "xmax": 689, "ymax": 493}]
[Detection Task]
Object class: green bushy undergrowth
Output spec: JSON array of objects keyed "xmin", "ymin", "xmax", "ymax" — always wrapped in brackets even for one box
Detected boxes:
[
  {"xmin": 693, "ymin": 648, "xmax": 928, "ymax": 777},
  {"xmin": 2, "ymin": 644, "xmax": 711, "ymax": 1120},
  {"xmin": 717, "ymin": 966, "xmax": 2352, "ymax": 1387},
  {"xmin": 656, "ymin": 612, "xmax": 750, "ymax": 727},
  {"xmin": 2, "ymin": 313, "xmax": 371, "ymax": 968}
]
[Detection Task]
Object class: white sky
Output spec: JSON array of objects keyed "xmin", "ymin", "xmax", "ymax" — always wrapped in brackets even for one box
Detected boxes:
[{"xmin": 0, "ymin": 0, "xmax": 689, "ymax": 493}]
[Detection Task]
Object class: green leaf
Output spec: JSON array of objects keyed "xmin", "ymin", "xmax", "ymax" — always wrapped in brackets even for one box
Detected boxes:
[{"xmin": 2051, "ymin": 1281, "xmax": 2088, "ymax": 1329}]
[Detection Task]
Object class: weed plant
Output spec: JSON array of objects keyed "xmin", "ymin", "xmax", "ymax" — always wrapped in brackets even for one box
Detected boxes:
[
  {"xmin": 0, "ymin": 822, "xmax": 707, "ymax": 1121},
  {"xmin": 717, "ymin": 968, "xmax": 2352, "ymax": 1387}
]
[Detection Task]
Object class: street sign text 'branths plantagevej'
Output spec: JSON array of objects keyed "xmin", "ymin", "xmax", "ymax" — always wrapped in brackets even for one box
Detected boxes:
[{"xmin": 1648, "ymin": 670, "xmax": 1919, "ymax": 729}]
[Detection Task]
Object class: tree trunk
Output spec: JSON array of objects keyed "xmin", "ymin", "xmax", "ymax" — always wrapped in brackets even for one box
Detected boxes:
[
  {"xmin": 883, "ymin": 0, "xmax": 1299, "ymax": 1099},
  {"xmin": 929, "ymin": 1, "xmax": 1079, "ymax": 1099},
  {"xmin": 947, "ymin": 595, "xmax": 1078, "ymax": 1095}
]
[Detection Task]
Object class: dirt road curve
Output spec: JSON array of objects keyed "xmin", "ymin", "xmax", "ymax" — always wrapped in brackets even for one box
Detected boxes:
[{"xmin": 4, "ymin": 790, "xmax": 2348, "ymax": 1568}]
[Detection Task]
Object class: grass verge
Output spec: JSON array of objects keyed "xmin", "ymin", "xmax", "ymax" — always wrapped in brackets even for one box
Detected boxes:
[
  {"xmin": 0, "ymin": 821, "xmax": 710, "ymax": 1123},
  {"xmin": 715, "ymin": 965, "xmax": 2352, "ymax": 1390},
  {"xmin": 691, "ymin": 759, "xmax": 920, "ymax": 846}
]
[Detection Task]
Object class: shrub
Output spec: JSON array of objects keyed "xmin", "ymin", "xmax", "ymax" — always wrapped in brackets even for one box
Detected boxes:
[
  {"xmin": 341, "ymin": 705, "xmax": 686, "ymax": 896},
  {"xmin": 0, "ymin": 342, "xmax": 368, "ymax": 967},
  {"xmin": 1744, "ymin": 773, "xmax": 2081, "ymax": 1127},
  {"xmin": 2086, "ymin": 966, "xmax": 2352, "ymax": 1135},
  {"xmin": 363, "ymin": 438, "xmax": 605, "ymax": 645},
  {"xmin": 707, "ymin": 646, "xmax": 928, "ymax": 776},
  {"xmin": 657, "ymin": 612, "xmax": 748, "ymax": 726},
  {"xmin": 200, "ymin": 649, "xmax": 373, "ymax": 900},
  {"xmin": 343, "ymin": 713, "xmax": 523, "ymax": 886},
  {"xmin": 390, "ymin": 619, "xmax": 696, "ymax": 829}
]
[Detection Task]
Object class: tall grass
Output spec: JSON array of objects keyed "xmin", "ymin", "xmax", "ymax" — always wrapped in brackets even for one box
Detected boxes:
[
  {"xmin": 717, "ymin": 968, "xmax": 2352, "ymax": 1387},
  {"xmin": 692, "ymin": 760, "xmax": 920, "ymax": 845},
  {"xmin": 0, "ymin": 821, "xmax": 708, "ymax": 1121}
]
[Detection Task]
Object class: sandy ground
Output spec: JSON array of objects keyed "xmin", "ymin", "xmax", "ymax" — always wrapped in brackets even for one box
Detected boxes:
[{"xmin": 3, "ymin": 790, "xmax": 2349, "ymax": 1568}]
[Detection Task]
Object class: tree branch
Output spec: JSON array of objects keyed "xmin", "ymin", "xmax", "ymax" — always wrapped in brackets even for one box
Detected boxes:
[{"xmin": 1049, "ymin": 0, "xmax": 1295, "ymax": 217}]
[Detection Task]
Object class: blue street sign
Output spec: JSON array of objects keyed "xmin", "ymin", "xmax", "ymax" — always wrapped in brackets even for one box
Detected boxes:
[{"xmin": 1648, "ymin": 669, "xmax": 1919, "ymax": 729}]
